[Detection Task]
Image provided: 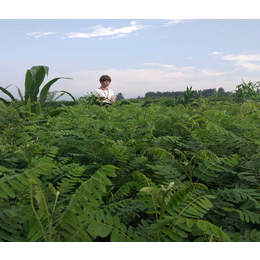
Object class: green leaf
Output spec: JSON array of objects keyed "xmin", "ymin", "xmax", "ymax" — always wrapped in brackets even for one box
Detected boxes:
[
  {"xmin": 106, "ymin": 212, "xmax": 114, "ymax": 225},
  {"xmin": 174, "ymin": 217, "xmax": 186, "ymax": 225},
  {"xmin": 205, "ymin": 195, "xmax": 216, "ymax": 199},
  {"xmin": 35, "ymin": 101, "xmax": 41, "ymax": 115},
  {"xmin": 113, "ymin": 216, "xmax": 121, "ymax": 228},
  {"xmin": 96, "ymin": 210, "xmax": 104, "ymax": 222},
  {"xmin": 0, "ymin": 188, "xmax": 8, "ymax": 199},
  {"xmin": 233, "ymin": 232, "xmax": 240, "ymax": 242},
  {"xmin": 16, "ymin": 86, "xmax": 24, "ymax": 104},
  {"xmin": 31, "ymin": 66, "xmax": 46, "ymax": 102},
  {"xmin": 0, "ymin": 183, "xmax": 15, "ymax": 198},
  {"xmin": 185, "ymin": 207, "xmax": 203, "ymax": 218},
  {"xmin": 110, "ymin": 229, "xmax": 120, "ymax": 242},
  {"xmin": 96, "ymin": 165, "xmax": 118, "ymax": 178},
  {"xmin": 165, "ymin": 230, "xmax": 183, "ymax": 242},
  {"xmin": 0, "ymin": 97, "xmax": 10, "ymax": 105},
  {"xmin": 16, "ymin": 175, "xmax": 30, "ymax": 185},
  {"xmin": 27, "ymin": 221, "xmax": 40, "ymax": 239},
  {"xmin": 82, "ymin": 200, "xmax": 95, "ymax": 215},
  {"xmin": 92, "ymin": 179, "xmax": 106, "ymax": 193},
  {"xmin": 117, "ymin": 233, "xmax": 127, "ymax": 242},
  {"xmin": 120, "ymin": 223, "xmax": 127, "ymax": 233},
  {"xmin": 87, "ymin": 221, "xmax": 99, "ymax": 234},
  {"xmin": 1, "ymin": 223, "xmax": 15, "ymax": 233},
  {"xmin": 99, "ymin": 226, "xmax": 112, "ymax": 238},
  {"xmin": 194, "ymin": 237, "xmax": 205, "ymax": 242},
  {"xmin": 127, "ymin": 226, "xmax": 134, "ymax": 237},
  {"xmin": 39, "ymin": 77, "xmax": 72, "ymax": 105},
  {"xmin": 48, "ymin": 108, "xmax": 69, "ymax": 117},
  {"xmin": 31, "ymin": 65, "xmax": 49, "ymax": 77},
  {"xmin": 0, "ymin": 85, "xmax": 16, "ymax": 101},
  {"xmin": 58, "ymin": 90, "xmax": 76, "ymax": 102},
  {"xmin": 24, "ymin": 70, "xmax": 35, "ymax": 104},
  {"xmin": 20, "ymin": 209, "xmax": 34, "ymax": 223},
  {"xmin": 172, "ymin": 226, "xmax": 188, "ymax": 238},
  {"xmin": 96, "ymin": 172, "xmax": 112, "ymax": 186},
  {"xmin": 30, "ymin": 231, "xmax": 43, "ymax": 242},
  {"xmin": 88, "ymin": 221, "xmax": 112, "ymax": 238},
  {"xmin": 186, "ymin": 219, "xmax": 195, "ymax": 229},
  {"xmin": 8, "ymin": 179, "xmax": 24, "ymax": 191},
  {"xmin": 0, "ymin": 229, "xmax": 11, "ymax": 241},
  {"xmin": 152, "ymin": 217, "xmax": 174, "ymax": 231}
]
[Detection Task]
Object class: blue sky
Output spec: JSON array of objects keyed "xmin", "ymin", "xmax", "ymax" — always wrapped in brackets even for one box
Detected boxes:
[{"xmin": 1, "ymin": 19, "xmax": 260, "ymax": 99}]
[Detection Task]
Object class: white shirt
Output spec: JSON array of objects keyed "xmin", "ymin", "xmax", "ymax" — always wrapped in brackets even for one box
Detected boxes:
[{"xmin": 95, "ymin": 88, "xmax": 114, "ymax": 103}]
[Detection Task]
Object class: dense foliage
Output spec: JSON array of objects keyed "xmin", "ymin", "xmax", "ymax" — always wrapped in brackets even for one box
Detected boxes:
[
  {"xmin": 145, "ymin": 87, "xmax": 232, "ymax": 99},
  {"xmin": 0, "ymin": 65, "xmax": 74, "ymax": 115},
  {"xmin": 0, "ymin": 99, "xmax": 260, "ymax": 242},
  {"xmin": 1, "ymin": 75, "xmax": 260, "ymax": 242}
]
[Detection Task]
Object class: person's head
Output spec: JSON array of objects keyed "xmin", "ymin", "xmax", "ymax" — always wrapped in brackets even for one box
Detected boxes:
[{"xmin": 99, "ymin": 75, "xmax": 111, "ymax": 87}]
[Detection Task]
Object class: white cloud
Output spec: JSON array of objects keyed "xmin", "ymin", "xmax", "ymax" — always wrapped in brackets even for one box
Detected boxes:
[
  {"xmin": 236, "ymin": 61, "xmax": 260, "ymax": 72},
  {"xmin": 200, "ymin": 67, "xmax": 241, "ymax": 77},
  {"xmin": 164, "ymin": 71, "xmax": 192, "ymax": 79},
  {"xmin": 222, "ymin": 54, "xmax": 260, "ymax": 62},
  {"xmin": 214, "ymin": 53, "xmax": 260, "ymax": 72},
  {"xmin": 143, "ymin": 63, "xmax": 195, "ymax": 73},
  {"xmin": 26, "ymin": 32, "xmax": 41, "ymax": 36},
  {"xmin": 143, "ymin": 63, "xmax": 175, "ymax": 69},
  {"xmin": 230, "ymin": 68, "xmax": 242, "ymax": 73},
  {"xmin": 223, "ymin": 54, "xmax": 260, "ymax": 72},
  {"xmin": 26, "ymin": 32, "xmax": 57, "ymax": 39},
  {"xmin": 176, "ymin": 66, "xmax": 195, "ymax": 72},
  {"xmin": 163, "ymin": 19, "xmax": 191, "ymax": 26},
  {"xmin": 200, "ymin": 69, "xmax": 226, "ymax": 77},
  {"xmin": 65, "ymin": 21, "xmax": 146, "ymax": 39},
  {"xmin": 210, "ymin": 51, "xmax": 223, "ymax": 55},
  {"xmin": 98, "ymin": 34, "xmax": 128, "ymax": 41}
]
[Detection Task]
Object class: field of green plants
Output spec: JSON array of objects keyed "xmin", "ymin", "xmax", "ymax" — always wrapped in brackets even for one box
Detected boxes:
[{"xmin": 1, "ymin": 66, "xmax": 260, "ymax": 242}]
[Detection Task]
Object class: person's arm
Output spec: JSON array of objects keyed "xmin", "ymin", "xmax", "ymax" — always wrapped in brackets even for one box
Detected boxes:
[
  {"xmin": 110, "ymin": 90, "xmax": 115, "ymax": 103},
  {"xmin": 95, "ymin": 89, "xmax": 106, "ymax": 101},
  {"xmin": 110, "ymin": 95, "xmax": 115, "ymax": 103}
]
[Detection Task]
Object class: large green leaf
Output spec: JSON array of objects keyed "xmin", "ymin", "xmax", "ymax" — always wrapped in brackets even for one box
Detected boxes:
[
  {"xmin": 31, "ymin": 65, "xmax": 49, "ymax": 77},
  {"xmin": 48, "ymin": 108, "xmax": 69, "ymax": 117},
  {"xmin": 25, "ymin": 69, "xmax": 36, "ymax": 102},
  {"xmin": 30, "ymin": 66, "xmax": 47, "ymax": 102},
  {"xmin": 25, "ymin": 66, "xmax": 48, "ymax": 104},
  {"xmin": 0, "ymin": 85, "xmax": 16, "ymax": 101},
  {"xmin": 58, "ymin": 90, "xmax": 76, "ymax": 102},
  {"xmin": 15, "ymin": 85, "xmax": 24, "ymax": 104},
  {"xmin": 0, "ymin": 98, "xmax": 10, "ymax": 105},
  {"xmin": 39, "ymin": 77, "xmax": 72, "ymax": 105}
]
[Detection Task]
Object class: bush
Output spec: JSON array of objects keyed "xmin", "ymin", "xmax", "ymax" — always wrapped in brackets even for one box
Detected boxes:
[
  {"xmin": 118, "ymin": 100, "xmax": 131, "ymax": 105},
  {"xmin": 0, "ymin": 101, "xmax": 20, "ymax": 133}
]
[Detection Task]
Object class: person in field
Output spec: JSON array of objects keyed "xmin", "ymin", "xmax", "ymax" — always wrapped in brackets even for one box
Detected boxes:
[{"xmin": 95, "ymin": 75, "xmax": 115, "ymax": 105}]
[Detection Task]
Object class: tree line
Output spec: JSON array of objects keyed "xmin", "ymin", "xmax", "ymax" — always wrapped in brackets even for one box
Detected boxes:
[{"xmin": 144, "ymin": 87, "xmax": 232, "ymax": 98}]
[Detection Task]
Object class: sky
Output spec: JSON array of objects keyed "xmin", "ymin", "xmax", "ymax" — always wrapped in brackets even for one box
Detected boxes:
[{"xmin": 1, "ymin": 6, "xmax": 260, "ymax": 100}]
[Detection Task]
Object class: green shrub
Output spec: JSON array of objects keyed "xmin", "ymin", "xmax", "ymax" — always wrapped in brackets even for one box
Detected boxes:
[{"xmin": 1, "ymin": 89, "xmax": 260, "ymax": 242}]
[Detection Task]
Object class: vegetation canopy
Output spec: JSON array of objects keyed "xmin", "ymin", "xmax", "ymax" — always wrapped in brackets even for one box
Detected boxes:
[{"xmin": 0, "ymin": 67, "xmax": 260, "ymax": 242}]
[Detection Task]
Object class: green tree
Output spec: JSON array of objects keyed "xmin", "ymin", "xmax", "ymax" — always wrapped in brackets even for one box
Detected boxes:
[
  {"xmin": 218, "ymin": 87, "xmax": 225, "ymax": 96},
  {"xmin": 183, "ymin": 86, "xmax": 195, "ymax": 104},
  {"xmin": 234, "ymin": 80, "xmax": 260, "ymax": 102},
  {"xmin": 202, "ymin": 88, "xmax": 216, "ymax": 97},
  {"xmin": 115, "ymin": 93, "xmax": 125, "ymax": 100}
]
